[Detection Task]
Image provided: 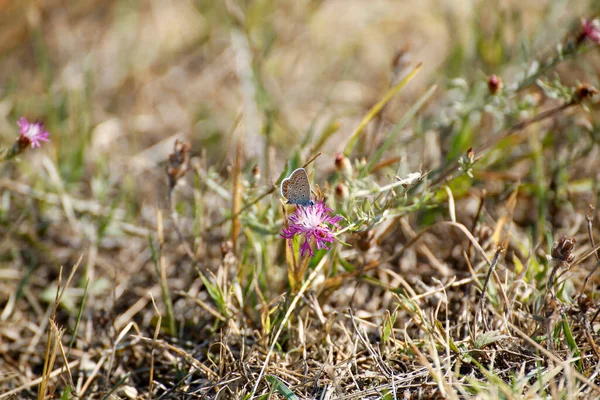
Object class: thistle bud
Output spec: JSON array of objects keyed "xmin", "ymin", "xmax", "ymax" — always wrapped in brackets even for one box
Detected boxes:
[
  {"xmin": 335, "ymin": 183, "xmax": 348, "ymax": 200},
  {"xmin": 574, "ymin": 84, "xmax": 598, "ymax": 103},
  {"xmin": 334, "ymin": 153, "xmax": 352, "ymax": 179},
  {"xmin": 250, "ymin": 164, "xmax": 261, "ymax": 186},
  {"xmin": 487, "ymin": 75, "xmax": 503, "ymax": 95}
]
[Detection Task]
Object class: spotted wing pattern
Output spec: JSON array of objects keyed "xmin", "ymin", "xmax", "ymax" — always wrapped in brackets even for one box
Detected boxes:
[{"xmin": 280, "ymin": 168, "xmax": 313, "ymax": 206}]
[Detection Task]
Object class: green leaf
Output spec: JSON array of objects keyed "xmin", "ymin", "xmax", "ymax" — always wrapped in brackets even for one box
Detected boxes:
[
  {"xmin": 310, "ymin": 119, "xmax": 341, "ymax": 151},
  {"xmin": 344, "ymin": 64, "xmax": 422, "ymax": 156},
  {"xmin": 336, "ymin": 254, "xmax": 355, "ymax": 272},
  {"xmin": 198, "ymin": 272, "xmax": 230, "ymax": 317},
  {"xmin": 434, "ymin": 320, "xmax": 460, "ymax": 353},
  {"xmin": 562, "ymin": 315, "xmax": 583, "ymax": 372},
  {"xmin": 364, "ymin": 84, "xmax": 437, "ymax": 176},
  {"xmin": 60, "ymin": 385, "xmax": 72, "ymax": 400},
  {"xmin": 68, "ymin": 278, "xmax": 89, "ymax": 353},
  {"xmin": 266, "ymin": 375, "xmax": 300, "ymax": 400},
  {"xmin": 473, "ymin": 330, "xmax": 509, "ymax": 349},
  {"xmin": 381, "ymin": 310, "xmax": 396, "ymax": 346}
]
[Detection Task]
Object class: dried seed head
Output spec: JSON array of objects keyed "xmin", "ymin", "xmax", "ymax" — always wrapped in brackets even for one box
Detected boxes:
[
  {"xmin": 390, "ymin": 42, "xmax": 412, "ymax": 84},
  {"xmin": 576, "ymin": 293, "xmax": 593, "ymax": 313},
  {"xmin": 551, "ymin": 236, "xmax": 576, "ymax": 264},
  {"xmin": 487, "ymin": 74, "xmax": 503, "ymax": 95},
  {"xmin": 167, "ymin": 139, "xmax": 191, "ymax": 189},
  {"xmin": 355, "ymin": 230, "xmax": 374, "ymax": 252},
  {"xmin": 586, "ymin": 204, "xmax": 595, "ymax": 222},
  {"xmin": 574, "ymin": 84, "xmax": 599, "ymax": 103},
  {"xmin": 220, "ymin": 240, "xmax": 233, "ymax": 258},
  {"xmin": 169, "ymin": 139, "xmax": 191, "ymax": 166}
]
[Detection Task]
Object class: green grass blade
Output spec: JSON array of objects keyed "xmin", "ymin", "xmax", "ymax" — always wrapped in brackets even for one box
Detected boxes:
[
  {"xmin": 67, "ymin": 278, "xmax": 89, "ymax": 355},
  {"xmin": 266, "ymin": 375, "xmax": 300, "ymax": 400},
  {"xmin": 562, "ymin": 314, "xmax": 583, "ymax": 372},
  {"xmin": 343, "ymin": 63, "xmax": 422, "ymax": 157},
  {"xmin": 311, "ymin": 120, "xmax": 341, "ymax": 152},
  {"xmin": 363, "ymin": 84, "xmax": 437, "ymax": 177},
  {"xmin": 59, "ymin": 386, "xmax": 72, "ymax": 400}
]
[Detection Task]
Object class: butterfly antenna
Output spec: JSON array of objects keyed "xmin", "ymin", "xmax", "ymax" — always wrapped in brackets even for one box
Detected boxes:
[{"xmin": 302, "ymin": 152, "xmax": 322, "ymax": 169}]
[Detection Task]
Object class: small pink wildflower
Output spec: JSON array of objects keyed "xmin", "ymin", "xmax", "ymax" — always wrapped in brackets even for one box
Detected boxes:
[
  {"xmin": 17, "ymin": 117, "xmax": 50, "ymax": 148},
  {"xmin": 581, "ymin": 18, "xmax": 600, "ymax": 45},
  {"xmin": 281, "ymin": 200, "xmax": 343, "ymax": 257}
]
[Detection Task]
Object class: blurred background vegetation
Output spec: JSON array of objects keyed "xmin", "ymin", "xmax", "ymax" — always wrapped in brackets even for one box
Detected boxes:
[{"xmin": 2, "ymin": 0, "xmax": 600, "ymax": 398}]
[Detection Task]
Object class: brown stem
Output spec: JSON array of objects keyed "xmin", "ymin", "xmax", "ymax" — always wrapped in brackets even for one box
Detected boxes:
[{"xmin": 474, "ymin": 246, "xmax": 504, "ymax": 335}]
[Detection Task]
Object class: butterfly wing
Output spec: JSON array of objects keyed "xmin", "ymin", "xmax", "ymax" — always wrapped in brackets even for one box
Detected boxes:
[
  {"xmin": 288, "ymin": 168, "xmax": 312, "ymax": 206},
  {"xmin": 281, "ymin": 178, "xmax": 290, "ymax": 199}
]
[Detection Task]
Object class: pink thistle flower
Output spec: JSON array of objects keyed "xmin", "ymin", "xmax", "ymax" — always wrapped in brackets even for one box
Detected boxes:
[
  {"xmin": 17, "ymin": 117, "xmax": 50, "ymax": 148},
  {"xmin": 581, "ymin": 18, "xmax": 600, "ymax": 45},
  {"xmin": 281, "ymin": 200, "xmax": 343, "ymax": 257}
]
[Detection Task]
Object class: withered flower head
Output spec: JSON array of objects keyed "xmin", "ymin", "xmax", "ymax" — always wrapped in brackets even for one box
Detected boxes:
[
  {"xmin": 551, "ymin": 236, "xmax": 576, "ymax": 264},
  {"xmin": 574, "ymin": 84, "xmax": 599, "ymax": 103},
  {"xmin": 220, "ymin": 240, "xmax": 233, "ymax": 258},
  {"xmin": 576, "ymin": 293, "xmax": 593, "ymax": 313},
  {"xmin": 167, "ymin": 139, "xmax": 191, "ymax": 189}
]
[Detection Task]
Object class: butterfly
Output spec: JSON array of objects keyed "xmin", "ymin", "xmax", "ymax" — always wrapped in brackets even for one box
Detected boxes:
[{"xmin": 280, "ymin": 168, "xmax": 314, "ymax": 206}]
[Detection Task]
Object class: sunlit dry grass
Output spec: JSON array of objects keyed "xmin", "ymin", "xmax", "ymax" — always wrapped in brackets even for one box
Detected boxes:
[{"xmin": 1, "ymin": 0, "xmax": 600, "ymax": 399}]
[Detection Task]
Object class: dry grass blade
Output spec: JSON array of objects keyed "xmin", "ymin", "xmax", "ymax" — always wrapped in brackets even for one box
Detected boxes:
[
  {"xmin": 508, "ymin": 322, "xmax": 600, "ymax": 395},
  {"xmin": 154, "ymin": 210, "xmax": 177, "ymax": 337},
  {"xmin": 475, "ymin": 247, "xmax": 505, "ymax": 335},
  {"xmin": 34, "ymin": 257, "xmax": 83, "ymax": 398},
  {"xmin": 0, "ymin": 360, "xmax": 80, "ymax": 400},
  {"xmin": 149, "ymin": 294, "xmax": 161, "ymax": 395},
  {"xmin": 251, "ymin": 255, "xmax": 328, "ymax": 397},
  {"xmin": 3, "ymin": 3, "xmax": 600, "ymax": 399},
  {"xmin": 38, "ymin": 317, "xmax": 65, "ymax": 399},
  {"xmin": 133, "ymin": 336, "xmax": 218, "ymax": 379}
]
